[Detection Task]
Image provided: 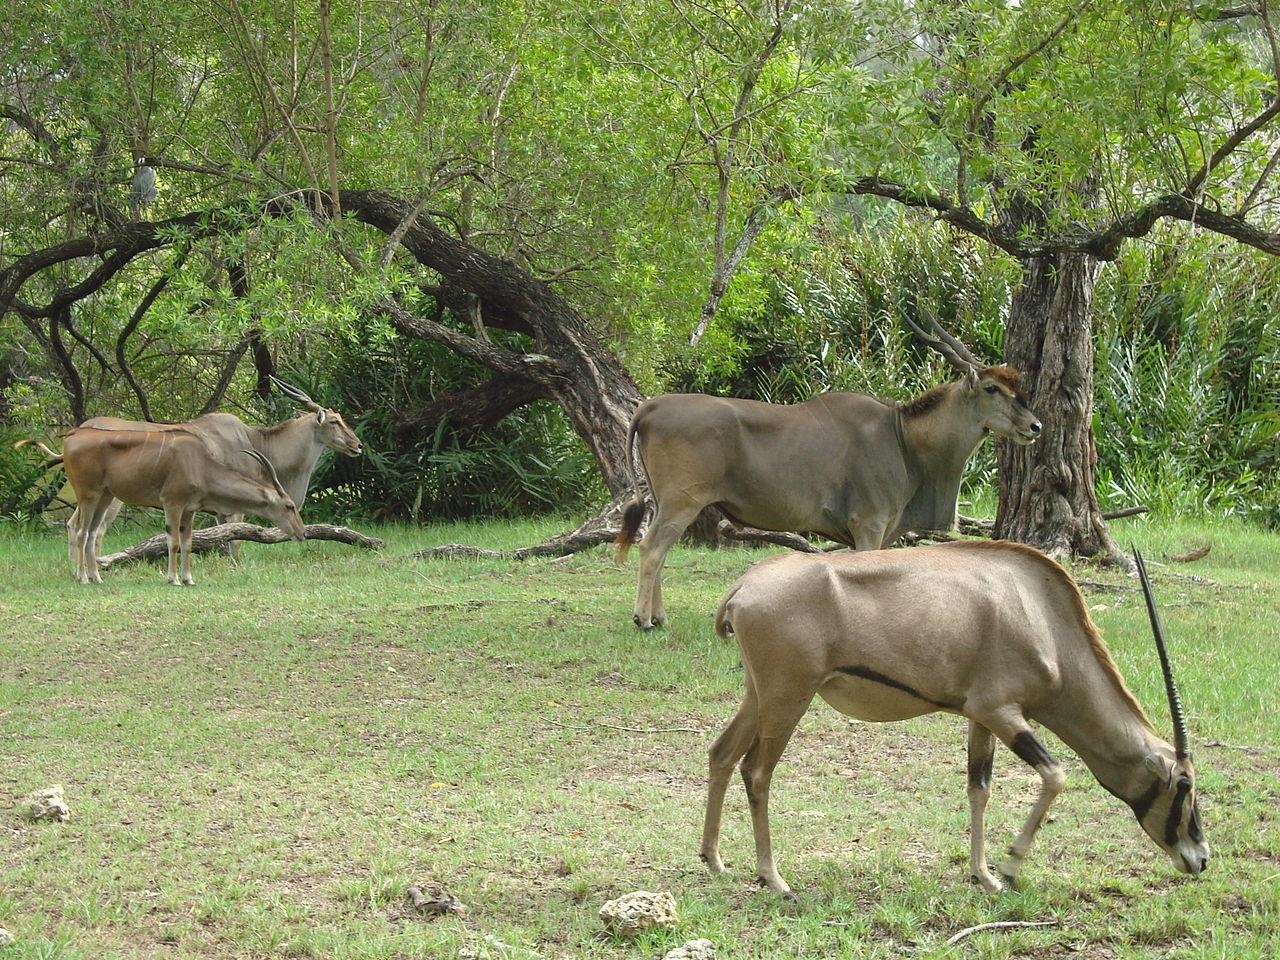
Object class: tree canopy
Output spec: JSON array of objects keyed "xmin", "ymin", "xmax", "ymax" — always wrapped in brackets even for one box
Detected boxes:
[{"xmin": 3, "ymin": 0, "xmax": 1279, "ymax": 540}]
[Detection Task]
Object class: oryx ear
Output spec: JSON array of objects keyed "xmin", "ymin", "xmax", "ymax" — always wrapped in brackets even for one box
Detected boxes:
[
  {"xmin": 1144, "ymin": 752, "xmax": 1174, "ymax": 780},
  {"xmin": 316, "ymin": 409, "xmax": 327, "ymax": 425}
]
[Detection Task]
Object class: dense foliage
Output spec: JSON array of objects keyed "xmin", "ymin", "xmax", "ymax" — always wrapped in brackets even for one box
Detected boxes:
[{"xmin": 3, "ymin": 0, "xmax": 1280, "ymax": 527}]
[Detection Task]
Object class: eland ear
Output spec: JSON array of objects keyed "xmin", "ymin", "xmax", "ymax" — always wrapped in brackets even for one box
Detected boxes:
[
  {"xmin": 316, "ymin": 409, "xmax": 327, "ymax": 425},
  {"xmin": 965, "ymin": 367, "xmax": 980, "ymax": 389}
]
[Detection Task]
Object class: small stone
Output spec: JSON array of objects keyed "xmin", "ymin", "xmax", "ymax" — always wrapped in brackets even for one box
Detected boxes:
[
  {"xmin": 598, "ymin": 890, "xmax": 678, "ymax": 938},
  {"xmin": 0, "ymin": 927, "xmax": 13, "ymax": 947},
  {"xmin": 26, "ymin": 785, "xmax": 70, "ymax": 823},
  {"xmin": 663, "ymin": 939, "xmax": 716, "ymax": 960}
]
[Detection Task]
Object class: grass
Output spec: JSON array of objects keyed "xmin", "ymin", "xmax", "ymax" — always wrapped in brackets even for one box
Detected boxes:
[{"xmin": 0, "ymin": 513, "xmax": 1278, "ymax": 959}]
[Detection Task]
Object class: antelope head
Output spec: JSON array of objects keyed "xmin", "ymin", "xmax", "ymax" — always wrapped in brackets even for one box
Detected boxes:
[
  {"xmin": 905, "ymin": 312, "xmax": 1042, "ymax": 444},
  {"xmin": 242, "ymin": 448, "xmax": 307, "ymax": 541},
  {"xmin": 1130, "ymin": 549, "xmax": 1210, "ymax": 876},
  {"xmin": 270, "ymin": 376, "xmax": 363, "ymax": 456}
]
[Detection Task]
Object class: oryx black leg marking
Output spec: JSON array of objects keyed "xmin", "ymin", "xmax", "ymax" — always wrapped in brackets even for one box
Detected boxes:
[
  {"xmin": 968, "ymin": 752, "xmax": 993, "ymax": 791},
  {"xmin": 1011, "ymin": 731, "xmax": 1055, "ymax": 770},
  {"xmin": 1000, "ymin": 729, "xmax": 1065, "ymax": 884},
  {"xmin": 966, "ymin": 722, "xmax": 1001, "ymax": 891}
]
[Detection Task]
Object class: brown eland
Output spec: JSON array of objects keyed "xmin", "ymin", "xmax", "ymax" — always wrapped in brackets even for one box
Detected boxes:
[
  {"xmin": 67, "ymin": 376, "xmax": 360, "ymax": 561},
  {"xmin": 59, "ymin": 427, "xmax": 305, "ymax": 585},
  {"xmin": 702, "ymin": 543, "xmax": 1207, "ymax": 896},
  {"xmin": 615, "ymin": 317, "xmax": 1041, "ymax": 628}
]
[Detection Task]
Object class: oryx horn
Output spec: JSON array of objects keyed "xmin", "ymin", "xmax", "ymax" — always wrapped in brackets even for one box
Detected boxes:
[
  {"xmin": 242, "ymin": 448, "xmax": 288, "ymax": 498},
  {"xmin": 269, "ymin": 375, "xmax": 322, "ymax": 412},
  {"xmin": 903, "ymin": 309, "xmax": 982, "ymax": 374},
  {"xmin": 1134, "ymin": 547, "xmax": 1191, "ymax": 760}
]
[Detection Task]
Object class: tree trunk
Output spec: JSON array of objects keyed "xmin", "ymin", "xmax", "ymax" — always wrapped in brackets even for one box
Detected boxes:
[
  {"xmin": 995, "ymin": 253, "xmax": 1123, "ymax": 562},
  {"xmin": 340, "ymin": 190, "xmax": 643, "ymax": 494}
]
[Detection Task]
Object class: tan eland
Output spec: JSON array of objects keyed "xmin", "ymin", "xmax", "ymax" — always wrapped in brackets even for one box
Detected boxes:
[
  {"xmin": 616, "ymin": 317, "xmax": 1042, "ymax": 628},
  {"xmin": 67, "ymin": 377, "xmax": 360, "ymax": 561},
  {"xmin": 60, "ymin": 427, "xmax": 305, "ymax": 585}
]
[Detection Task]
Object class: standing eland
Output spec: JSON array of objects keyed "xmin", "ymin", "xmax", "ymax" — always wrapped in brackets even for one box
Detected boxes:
[
  {"xmin": 702, "ymin": 543, "xmax": 1207, "ymax": 896},
  {"xmin": 67, "ymin": 377, "xmax": 360, "ymax": 561},
  {"xmin": 60, "ymin": 427, "xmax": 305, "ymax": 585},
  {"xmin": 615, "ymin": 317, "xmax": 1042, "ymax": 628}
]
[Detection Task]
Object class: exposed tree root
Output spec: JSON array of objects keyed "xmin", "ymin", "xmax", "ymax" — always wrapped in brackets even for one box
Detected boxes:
[{"xmin": 97, "ymin": 522, "xmax": 384, "ymax": 568}]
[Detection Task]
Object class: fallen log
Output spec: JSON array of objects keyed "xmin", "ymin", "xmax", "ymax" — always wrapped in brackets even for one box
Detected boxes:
[{"xmin": 97, "ymin": 522, "xmax": 384, "ymax": 569}]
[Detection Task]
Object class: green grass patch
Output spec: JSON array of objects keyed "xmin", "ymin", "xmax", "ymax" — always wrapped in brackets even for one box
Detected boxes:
[{"xmin": 1, "ymin": 515, "xmax": 1277, "ymax": 958}]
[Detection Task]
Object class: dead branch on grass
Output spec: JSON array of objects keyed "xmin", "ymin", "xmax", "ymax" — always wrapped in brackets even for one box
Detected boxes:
[
  {"xmin": 945, "ymin": 920, "xmax": 1060, "ymax": 946},
  {"xmin": 539, "ymin": 715, "xmax": 706, "ymax": 735},
  {"xmin": 97, "ymin": 522, "xmax": 383, "ymax": 568}
]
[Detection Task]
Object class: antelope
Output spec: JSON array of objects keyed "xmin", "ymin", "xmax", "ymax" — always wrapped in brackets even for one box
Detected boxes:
[
  {"xmin": 60, "ymin": 427, "xmax": 305, "ymax": 585},
  {"xmin": 615, "ymin": 317, "xmax": 1042, "ymax": 628},
  {"xmin": 702, "ymin": 543, "xmax": 1208, "ymax": 895},
  {"xmin": 67, "ymin": 377, "xmax": 361, "ymax": 561}
]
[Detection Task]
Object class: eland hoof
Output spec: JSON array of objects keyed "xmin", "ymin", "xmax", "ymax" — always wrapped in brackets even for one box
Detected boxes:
[{"xmin": 633, "ymin": 615, "xmax": 654, "ymax": 630}]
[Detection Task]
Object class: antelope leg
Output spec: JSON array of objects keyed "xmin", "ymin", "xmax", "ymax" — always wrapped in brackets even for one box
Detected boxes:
[
  {"xmin": 701, "ymin": 682, "xmax": 760, "ymax": 875},
  {"xmin": 633, "ymin": 502, "xmax": 699, "ymax": 629},
  {"xmin": 975, "ymin": 714, "xmax": 1066, "ymax": 885},
  {"xmin": 966, "ymin": 720, "xmax": 1001, "ymax": 892},
  {"xmin": 740, "ymin": 691, "xmax": 813, "ymax": 896}
]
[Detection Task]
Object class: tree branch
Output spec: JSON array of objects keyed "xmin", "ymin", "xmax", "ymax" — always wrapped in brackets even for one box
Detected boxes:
[
  {"xmin": 394, "ymin": 371, "xmax": 551, "ymax": 442},
  {"xmin": 0, "ymin": 210, "xmax": 218, "ymax": 320},
  {"xmin": 372, "ymin": 298, "xmax": 564, "ymax": 381},
  {"xmin": 834, "ymin": 176, "xmax": 1030, "ymax": 257}
]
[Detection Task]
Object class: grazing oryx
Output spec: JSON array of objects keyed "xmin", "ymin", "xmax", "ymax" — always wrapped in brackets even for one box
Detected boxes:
[
  {"xmin": 60, "ymin": 427, "xmax": 305, "ymax": 585},
  {"xmin": 702, "ymin": 543, "xmax": 1208, "ymax": 896},
  {"xmin": 67, "ymin": 377, "xmax": 361, "ymax": 561},
  {"xmin": 615, "ymin": 317, "xmax": 1042, "ymax": 628}
]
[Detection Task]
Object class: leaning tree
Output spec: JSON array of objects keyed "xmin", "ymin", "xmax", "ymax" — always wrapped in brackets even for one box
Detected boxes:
[{"xmin": 6, "ymin": 0, "xmax": 1280, "ymax": 559}]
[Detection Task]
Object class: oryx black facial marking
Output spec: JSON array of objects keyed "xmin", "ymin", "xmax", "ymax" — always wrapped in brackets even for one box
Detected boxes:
[
  {"xmin": 1128, "ymin": 779, "xmax": 1161, "ymax": 823},
  {"xmin": 1165, "ymin": 777, "xmax": 1191, "ymax": 846},
  {"xmin": 1011, "ymin": 731, "xmax": 1055, "ymax": 770},
  {"xmin": 835, "ymin": 665, "xmax": 958, "ymax": 709}
]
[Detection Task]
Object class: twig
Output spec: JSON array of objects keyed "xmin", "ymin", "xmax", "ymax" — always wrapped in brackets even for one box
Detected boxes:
[
  {"xmin": 1204, "ymin": 739, "xmax": 1279, "ymax": 755},
  {"xmin": 1170, "ymin": 545, "xmax": 1211, "ymax": 563},
  {"xmin": 945, "ymin": 920, "xmax": 1059, "ymax": 946},
  {"xmin": 539, "ymin": 715, "xmax": 705, "ymax": 735}
]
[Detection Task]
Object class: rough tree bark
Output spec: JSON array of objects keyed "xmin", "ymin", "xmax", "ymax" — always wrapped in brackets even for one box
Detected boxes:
[{"xmin": 995, "ymin": 252, "xmax": 1120, "ymax": 562}]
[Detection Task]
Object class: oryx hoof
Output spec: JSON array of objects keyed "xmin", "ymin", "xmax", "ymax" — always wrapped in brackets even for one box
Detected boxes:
[
  {"xmin": 970, "ymin": 873, "xmax": 1004, "ymax": 894},
  {"xmin": 996, "ymin": 869, "xmax": 1020, "ymax": 892},
  {"xmin": 755, "ymin": 876, "xmax": 797, "ymax": 902}
]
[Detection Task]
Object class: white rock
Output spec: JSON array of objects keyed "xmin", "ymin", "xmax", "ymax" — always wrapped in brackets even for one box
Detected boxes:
[
  {"xmin": 0, "ymin": 926, "xmax": 13, "ymax": 946},
  {"xmin": 598, "ymin": 889, "xmax": 678, "ymax": 938},
  {"xmin": 27, "ymin": 785, "xmax": 70, "ymax": 823},
  {"xmin": 663, "ymin": 939, "xmax": 716, "ymax": 960}
]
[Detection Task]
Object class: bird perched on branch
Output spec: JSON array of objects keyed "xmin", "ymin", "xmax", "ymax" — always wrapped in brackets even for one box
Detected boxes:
[{"xmin": 130, "ymin": 159, "xmax": 157, "ymax": 219}]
